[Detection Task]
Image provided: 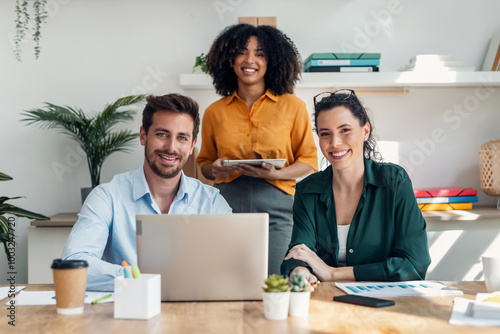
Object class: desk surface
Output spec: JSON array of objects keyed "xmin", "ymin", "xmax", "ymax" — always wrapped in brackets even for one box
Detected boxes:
[{"xmin": 1, "ymin": 281, "xmax": 497, "ymax": 333}]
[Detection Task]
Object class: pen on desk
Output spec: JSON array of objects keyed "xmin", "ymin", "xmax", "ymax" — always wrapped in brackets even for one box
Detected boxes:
[{"xmin": 91, "ymin": 293, "xmax": 112, "ymax": 304}]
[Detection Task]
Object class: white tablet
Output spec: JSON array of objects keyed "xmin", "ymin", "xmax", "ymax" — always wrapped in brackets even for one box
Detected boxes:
[{"xmin": 222, "ymin": 159, "xmax": 286, "ymax": 169}]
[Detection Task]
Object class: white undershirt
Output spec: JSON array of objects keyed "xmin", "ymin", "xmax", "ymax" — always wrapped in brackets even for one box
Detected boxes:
[{"xmin": 337, "ymin": 224, "xmax": 351, "ymax": 267}]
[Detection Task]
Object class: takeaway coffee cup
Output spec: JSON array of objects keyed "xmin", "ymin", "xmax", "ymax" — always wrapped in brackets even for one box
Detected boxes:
[
  {"xmin": 482, "ymin": 255, "xmax": 500, "ymax": 293},
  {"xmin": 51, "ymin": 259, "xmax": 88, "ymax": 315}
]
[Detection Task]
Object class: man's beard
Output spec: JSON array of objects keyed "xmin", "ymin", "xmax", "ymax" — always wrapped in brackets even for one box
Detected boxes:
[{"xmin": 144, "ymin": 143, "xmax": 184, "ymax": 179}]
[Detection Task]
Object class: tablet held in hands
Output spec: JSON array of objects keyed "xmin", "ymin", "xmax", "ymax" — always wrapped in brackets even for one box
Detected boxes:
[{"xmin": 222, "ymin": 159, "xmax": 286, "ymax": 169}]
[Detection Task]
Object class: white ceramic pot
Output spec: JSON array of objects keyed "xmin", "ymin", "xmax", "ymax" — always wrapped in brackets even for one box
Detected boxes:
[
  {"xmin": 289, "ymin": 291, "xmax": 311, "ymax": 317},
  {"xmin": 483, "ymin": 255, "xmax": 500, "ymax": 292},
  {"xmin": 262, "ymin": 291, "xmax": 290, "ymax": 320}
]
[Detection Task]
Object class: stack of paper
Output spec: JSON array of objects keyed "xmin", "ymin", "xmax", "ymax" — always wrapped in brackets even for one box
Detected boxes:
[
  {"xmin": 414, "ymin": 187, "xmax": 478, "ymax": 211},
  {"xmin": 449, "ymin": 293, "xmax": 500, "ymax": 327},
  {"xmin": 303, "ymin": 53, "xmax": 381, "ymax": 73},
  {"xmin": 403, "ymin": 54, "xmax": 475, "ymax": 72},
  {"xmin": 3, "ymin": 290, "xmax": 114, "ymax": 306},
  {"xmin": 0, "ymin": 286, "xmax": 25, "ymax": 300},
  {"xmin": 472, "ymin": 300, "xmax": 500, "ymax": 319}
]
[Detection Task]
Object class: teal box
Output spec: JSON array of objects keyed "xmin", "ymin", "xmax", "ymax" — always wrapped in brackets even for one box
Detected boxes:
[{"xmin": 304, "ymin": 53, "xmax": 381, "ymax": 64}]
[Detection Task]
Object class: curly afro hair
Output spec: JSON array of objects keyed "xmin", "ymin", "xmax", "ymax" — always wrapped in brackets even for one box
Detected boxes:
[{"xmin": 206, "ymin": 24, "xmax": 302, "ymax": 97}]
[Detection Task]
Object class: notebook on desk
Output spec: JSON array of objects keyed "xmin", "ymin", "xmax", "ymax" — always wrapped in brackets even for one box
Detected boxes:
[{"xmin": 136, "ymin": 213, "xmax": 269, "ymax": 301}]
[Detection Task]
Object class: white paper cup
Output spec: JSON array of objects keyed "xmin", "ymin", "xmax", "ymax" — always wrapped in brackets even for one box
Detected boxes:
[{"xmin": 482, "ymin": 255, "xmax": 500, "ymax": 292}]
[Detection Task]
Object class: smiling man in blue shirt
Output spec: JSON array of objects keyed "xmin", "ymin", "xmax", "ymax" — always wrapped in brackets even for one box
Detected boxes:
[{"xmin": 62, "ymin": 94, "xmax": 232, "ymax": 291}]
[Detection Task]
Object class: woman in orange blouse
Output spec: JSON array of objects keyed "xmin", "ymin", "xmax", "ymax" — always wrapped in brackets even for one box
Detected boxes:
[{"xmin": 197, "ymin": 24, "xmax": 318, "ymax": 275}]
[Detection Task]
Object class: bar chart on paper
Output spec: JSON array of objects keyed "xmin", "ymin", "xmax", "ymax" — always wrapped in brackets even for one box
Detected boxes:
[{"xmin": 335, "ymin": 281, "xmax": 464, "ymax": 298}]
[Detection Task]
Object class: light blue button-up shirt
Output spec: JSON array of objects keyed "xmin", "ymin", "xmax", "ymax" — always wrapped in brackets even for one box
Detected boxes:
[{"xmin": 62, "ymin": 166, "xmax": 232, "ymax": 291}]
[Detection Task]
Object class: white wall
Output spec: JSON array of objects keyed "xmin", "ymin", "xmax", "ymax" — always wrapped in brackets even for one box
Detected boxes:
[{"xmin": 1, "ymin": 0, "xmax": 500, "ymax": 283}]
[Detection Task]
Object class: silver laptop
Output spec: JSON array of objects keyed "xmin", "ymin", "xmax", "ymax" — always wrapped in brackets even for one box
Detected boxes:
[{"xmin": 136, "ymin": 213, "xmax": 269, "ymax": 301}]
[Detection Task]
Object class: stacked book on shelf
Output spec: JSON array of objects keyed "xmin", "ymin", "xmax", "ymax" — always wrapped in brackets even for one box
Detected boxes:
[
  {"xmin": 403, "ymin": 54, "xmax": 475, "ymax": 72},
  {"xmin": 414, "ymin": 187, "xmax": 478, "ymax": 211},
  {"xmin": 303, "ymin": 53, "xmax": 380, "ymax": 73}
]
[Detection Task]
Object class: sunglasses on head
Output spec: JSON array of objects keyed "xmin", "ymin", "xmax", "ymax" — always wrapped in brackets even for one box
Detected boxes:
[{"xmin": 313, "ymin": 89, "xmax": 356, "ymax": 107}]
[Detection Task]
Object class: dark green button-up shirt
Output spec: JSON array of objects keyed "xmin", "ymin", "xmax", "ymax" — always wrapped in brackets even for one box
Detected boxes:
[{"xmin": 281, "ymin": 158, "xmax": 431, "ymax": 281}]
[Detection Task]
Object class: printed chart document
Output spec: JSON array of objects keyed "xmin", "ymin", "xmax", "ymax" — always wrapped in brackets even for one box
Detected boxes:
[{"xmin": 335, "ymin": 280, "xmax": 463, "ymax": 297}]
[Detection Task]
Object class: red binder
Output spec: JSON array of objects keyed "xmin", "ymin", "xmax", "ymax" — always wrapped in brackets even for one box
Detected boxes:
[{"xmin": 413, "ymin": 187, "xmax": 477, "ymax": 198}]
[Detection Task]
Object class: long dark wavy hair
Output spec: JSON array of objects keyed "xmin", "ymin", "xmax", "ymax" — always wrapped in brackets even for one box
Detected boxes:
[
  {"xmin": 205, "ymin": 24, "xmax": 302, "ymax": 96},
  {"xmin": 314, "ymin": 91, "xmax": 381, "ymax": 161}
]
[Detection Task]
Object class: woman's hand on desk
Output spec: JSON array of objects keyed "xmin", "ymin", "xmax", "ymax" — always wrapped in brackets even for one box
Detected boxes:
[
  {"xmin": 285, "ymin": 244, "xmax": 356, "ymax": 282},
  {"xmin": 290, "ymin": 266, "xmax": 318, "ymax": 284},
  {"xmin": 285, "ymin": 244, "xmax": 333, "ymax": 282}
]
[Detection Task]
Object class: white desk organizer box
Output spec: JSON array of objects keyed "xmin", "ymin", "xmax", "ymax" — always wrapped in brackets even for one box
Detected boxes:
[{"xmin": 114, "ymin": 274, "xmax": 161, "ymax": 320}]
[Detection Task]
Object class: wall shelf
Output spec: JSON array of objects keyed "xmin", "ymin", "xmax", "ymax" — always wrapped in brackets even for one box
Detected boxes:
[
  {"xmin": 423, "ymin": 206, "xmax": 500, "ymax": 222},
  {"xmin": 180, "ymin": 71, "xmax": 500, "ymax": 90}
]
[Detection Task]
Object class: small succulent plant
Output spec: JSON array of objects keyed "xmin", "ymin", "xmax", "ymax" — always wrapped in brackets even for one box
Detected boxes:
[
  {"xmin": 263, "ymin": 274, "xmax": 292, "ymax": 292},
  {"xmin": 289, "ymin": 272, "xmax": 312, "ymax": 292}
]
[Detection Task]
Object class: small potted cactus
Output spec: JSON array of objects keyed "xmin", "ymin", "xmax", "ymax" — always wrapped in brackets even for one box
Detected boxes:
[
  {"xmin": 288, "ymin": 272, "xmax": 313, "ymax": 317},
  {"xmin": 262, "ymin": 274, "xmax": 291, "ymax": 320}
]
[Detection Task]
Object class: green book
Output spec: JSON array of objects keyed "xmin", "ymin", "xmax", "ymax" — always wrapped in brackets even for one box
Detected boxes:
[{"xmin": 304, "ymin": 53, "xmax": 381, "ymax": 64}]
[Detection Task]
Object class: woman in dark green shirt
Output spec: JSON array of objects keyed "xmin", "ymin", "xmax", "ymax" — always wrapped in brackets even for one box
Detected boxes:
[{"xmin": 281, "ymin": 89, "xmax": 431, "ymax": 283}]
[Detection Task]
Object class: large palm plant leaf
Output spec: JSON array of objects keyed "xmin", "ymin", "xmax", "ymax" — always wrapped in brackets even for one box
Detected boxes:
[
  {"xmin": 21, "ymin": 95, "xmax": 146, "ymax": 187},
  {"xmin": 0, "ymin": 173, "xmax": 49, "ymax": 262},
  {"xmin": 97, "ymin": 95, "xmax": 146, "ymax": 129},
  {"xmin": 87, "ymin": 130, "xmax": 139, "ymax": 186},
  {"xmin": 0, "ymin": 172, "xmax": 13, "ymax": 181}
]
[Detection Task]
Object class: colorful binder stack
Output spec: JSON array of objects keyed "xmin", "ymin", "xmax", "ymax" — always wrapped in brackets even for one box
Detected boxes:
[
  {"xmin": 303, "ymin": 53, "xmax": 381, "ymax": 73},
  {"xmin": 413, "ymin": 187, "xmax": 478, "ymax": 211}
]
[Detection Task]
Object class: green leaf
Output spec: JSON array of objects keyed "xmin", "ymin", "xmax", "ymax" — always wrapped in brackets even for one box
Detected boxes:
[
  {"xmin": 193, "ymin": 53, "xmax": 208, "ymax": 73},
  {"xmin": 0, "ymin": 205, "xmax": 49, "ymax": 220},
  {"xmin": 21, "ymin": 95, "xmax": 145, "ymax": 187},
  {"xmin": 0, "ymin": 172, "xmax": 13, "ymax": 181},
  {"xmin": 0, "ymin": 216, "xmax": 12, "ymax": 236},
  {"xmin": 0, "ymin": 196, "xmax": 24, "ymax": 205}
]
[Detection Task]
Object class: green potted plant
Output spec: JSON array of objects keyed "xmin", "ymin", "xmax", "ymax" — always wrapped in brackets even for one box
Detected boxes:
[
  {"xmin": 0, "ymin": 172, "xmax": 49, "ymax": 262},
  {"xmin": 21, "ymin": 95, "xmax": 146, "ymax": 203},
  {"xmin": 192, "ymin": 52, "xmax": 208, "ymax": 73},
  {"xmin": 262, "ymin": 274, "xmax": 291, "ymax": 320},
  {"xmin": 288, "ymin": 272, "xmax": 313, "ymax": 317}
]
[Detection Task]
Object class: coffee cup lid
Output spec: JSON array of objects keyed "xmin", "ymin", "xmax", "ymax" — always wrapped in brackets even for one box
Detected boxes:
[{"xmin": 51, "ymin": 259, "xmax": 89, "ymax": 269}]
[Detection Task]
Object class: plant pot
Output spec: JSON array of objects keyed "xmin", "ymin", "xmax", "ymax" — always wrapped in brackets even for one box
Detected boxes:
[
  {"xmin": 262, "ymin": 291, "xmax": 290, "ymax": 320},
  {"xmin": 289, "ymin": 291, "xmax": 311, "ymax": 317},
  {"xmin": 80, "ymin": 187, "xmax": 93, "ymax": 204}
]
